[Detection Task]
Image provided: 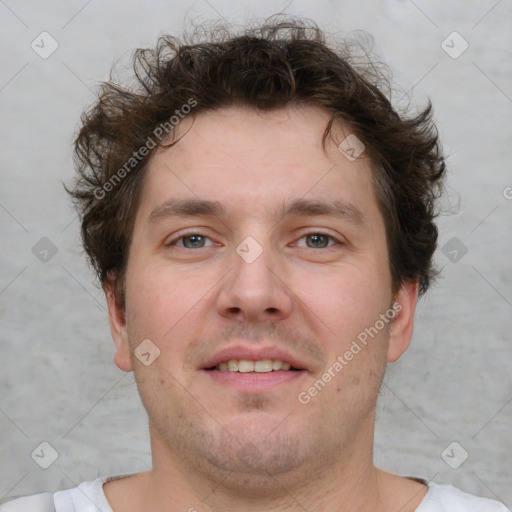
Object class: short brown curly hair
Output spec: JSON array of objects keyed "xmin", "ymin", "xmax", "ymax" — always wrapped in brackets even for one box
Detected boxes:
[{"xmin": 68, "ymin": 17, "xmax": 445, "ymax": 308}]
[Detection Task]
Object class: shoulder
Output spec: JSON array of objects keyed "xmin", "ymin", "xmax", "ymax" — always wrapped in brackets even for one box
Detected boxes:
[
  {"xmin": 0, "ymin": 476, "xmax": 116, "ymax": 512},
  {"xmin": 53, "ymin": 477, "xmax": 113, "ymax": 511},
  {"xmin": 417, "ymin": 482, "xmax": 509, "ymax": 511},
  {"xmin": 0, "ymin": 492, "xmax": 55, "ymax": 511}
]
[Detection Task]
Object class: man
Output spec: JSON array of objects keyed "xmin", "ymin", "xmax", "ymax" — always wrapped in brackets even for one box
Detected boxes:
[{"xmin": 1, "ymin": 17, "xmax": 508, "ymax": 512}]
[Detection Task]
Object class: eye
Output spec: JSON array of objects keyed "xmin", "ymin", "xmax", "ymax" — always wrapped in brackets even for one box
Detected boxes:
[
  {"xmin": 295, "ymin": 232, "xmax": 340, "ymax": 249},
  {"xmin": 167, "ymin": 233, "xmax": 215, "ymax": 249}
]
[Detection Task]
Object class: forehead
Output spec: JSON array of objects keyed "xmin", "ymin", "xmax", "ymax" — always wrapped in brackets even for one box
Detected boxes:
[{"xmin": 137, "ymin": 104, "xmax": 380, "ymax": 223}]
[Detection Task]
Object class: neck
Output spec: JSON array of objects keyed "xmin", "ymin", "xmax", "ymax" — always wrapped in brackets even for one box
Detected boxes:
[{"xmin": 133, "ymin": 418, "xmax": 393, "ymax": 512}]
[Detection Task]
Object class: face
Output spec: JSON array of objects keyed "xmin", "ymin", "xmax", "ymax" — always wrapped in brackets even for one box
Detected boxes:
[{"xmin": 106, "ymin": 105, "xmax": 417, "ymax": 490}]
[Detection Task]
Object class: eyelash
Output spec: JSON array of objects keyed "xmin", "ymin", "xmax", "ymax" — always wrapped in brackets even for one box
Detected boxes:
[
  {"xmin": 166, "ymin": 230, "xmax": 342, "ymax": 249},
  {"xmin": 293, "ymin": 231, "xmax": 341, "ymax": 249},
  {"xmin": 166, "ymin": 231, "xmax": 217, "ymax": 248}
]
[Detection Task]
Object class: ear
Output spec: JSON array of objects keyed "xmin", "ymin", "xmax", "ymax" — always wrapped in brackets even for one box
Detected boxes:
[
  {"xmin": 104, "ymin": 272, "xmax": 133, "ymax": 372},
  {"xmin": 387, "ymin": 280, "xmax": 419, "ymax": 363}
]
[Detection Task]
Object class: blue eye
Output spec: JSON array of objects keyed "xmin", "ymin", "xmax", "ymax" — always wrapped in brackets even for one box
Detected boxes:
[
  {"xmin": 183, "ymin": 234, "xmax": 206, "ymax": 248},
  {"xmin": 170, "ymin": 234, "xmax": 213, "ymax": 248},
  {"xmin": 166, "ymin": 231, "xmax": 340, "ymax": 250},
  {"xmin": 297, "ymin": 232, "xmax": 339, "ymax": 249}
]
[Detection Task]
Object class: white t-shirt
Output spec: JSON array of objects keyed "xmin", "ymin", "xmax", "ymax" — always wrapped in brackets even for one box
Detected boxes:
[{"xmin": 1, "ymin": 476, "xmax": 509, "ymax": 511}]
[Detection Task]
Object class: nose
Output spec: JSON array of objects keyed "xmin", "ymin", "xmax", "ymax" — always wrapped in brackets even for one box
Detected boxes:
[{"xmin": 216, "ymin": 237, "xmax": 293, "ymax": 323}]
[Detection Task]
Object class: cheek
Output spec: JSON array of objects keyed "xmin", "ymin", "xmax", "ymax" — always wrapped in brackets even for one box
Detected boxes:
[
  {"xmin": 124, "ymin": 261, "xmax": 216, "ymax": 365},
  {"xmin": 301, "ymin": 264, "xmax": 391, "ymax": 338},
  {"xmin": 301, "ymin": 264, "xmax": 392, "ymax": 397},
  {"xmin": 124, "ymin": 263, "xmax": 187, "ymax": 343}
]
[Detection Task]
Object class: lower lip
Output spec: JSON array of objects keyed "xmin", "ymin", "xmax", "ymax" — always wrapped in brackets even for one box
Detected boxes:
[{"xmin": 203, "ymin": 369, "xmax": 306, "ymax": 392}]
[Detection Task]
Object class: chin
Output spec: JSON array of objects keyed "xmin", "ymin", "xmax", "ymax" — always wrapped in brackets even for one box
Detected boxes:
[{"xmin": 207, "ymin": 417, "xmax": 305, "ymax": 474}]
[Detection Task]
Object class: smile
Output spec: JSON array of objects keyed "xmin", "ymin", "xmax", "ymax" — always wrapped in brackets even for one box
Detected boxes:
[{"xmin": 212, "ymin": 359, "xmax": 294, "ymax": 372}]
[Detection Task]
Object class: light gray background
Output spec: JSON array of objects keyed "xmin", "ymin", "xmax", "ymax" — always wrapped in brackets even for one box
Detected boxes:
[{"xmin": 1, "ymin": 0, "xmax": 511, "ymax": 507}]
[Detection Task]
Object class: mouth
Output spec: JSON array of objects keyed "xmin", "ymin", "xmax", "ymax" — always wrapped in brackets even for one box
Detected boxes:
[
  {"xmin": 202, "ymin": 366, "xmax": 306, "ymax": 392},
  {"xmin": 206, "ymin": 359, "xmax": 300, "ymax": 372},
  {"xmin": 201, "ymin": 347, "xmax": 309, "ymax": 392}
]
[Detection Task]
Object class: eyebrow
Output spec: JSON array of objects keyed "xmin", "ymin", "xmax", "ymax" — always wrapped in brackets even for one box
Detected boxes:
[
  {"xmin": 275, "ymin": 198, "xmax": 366, "ymax": 226},
  {"xmin": 148, "ymin": 198, "xmax": 227, "ymax": 224},
  {"xmin": 147, "ymin": 197, "xmax": 366, "ymax": 226}
]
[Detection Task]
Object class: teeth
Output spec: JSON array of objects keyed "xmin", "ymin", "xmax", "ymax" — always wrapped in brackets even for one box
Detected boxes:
[
  {"xmin": 215, "ymin": 359, "xmax": 294, "ymax": 372},
  {"xmin": 238, "ymin": 360, "xmax": 254, "ymax": 373},
  {"xmin": 254, "ymin": 360, "xmax": 272, "ymax": 373},
  {"xmin": 227, "ymin": 360, "xmax": 239, "ymax": 371},
  {"xmin": 272, "ymin": 360, "xmax": 282, "ymax": 370}
]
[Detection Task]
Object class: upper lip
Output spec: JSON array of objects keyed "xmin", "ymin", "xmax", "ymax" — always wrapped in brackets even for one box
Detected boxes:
[{"xmin": 201, "ymin": 344, "xmax": 309, "ymax": 370}]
